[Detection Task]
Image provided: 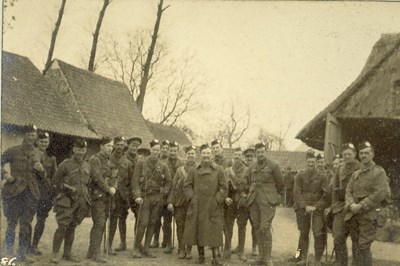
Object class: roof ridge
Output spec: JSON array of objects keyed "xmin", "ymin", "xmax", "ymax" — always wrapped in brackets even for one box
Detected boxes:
[
  {"xmin": 54, "ymin": 58, "xmax": 129, "ymax": 89},
  {"xmin": 50, "ymin": 60, "xmax": 96, "ymax": 136}
]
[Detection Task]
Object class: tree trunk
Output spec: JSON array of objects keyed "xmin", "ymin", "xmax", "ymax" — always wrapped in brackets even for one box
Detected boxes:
[
  {"xmin": 136, "ymin": 0, "xmax": 169, "ymax": 112},
  {"xmin": 42, "ymin": 0, "xmax": 67, "ymax": 74},
  {"xmin": 88, "ymin": 0, "xmax": 110, "ymax": 72}
]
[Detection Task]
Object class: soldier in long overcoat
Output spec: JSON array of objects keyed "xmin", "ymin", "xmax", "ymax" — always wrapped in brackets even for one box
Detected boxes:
[{"xmin": 183, "ymin": 144, "xmax": 228, "ymax": 266}]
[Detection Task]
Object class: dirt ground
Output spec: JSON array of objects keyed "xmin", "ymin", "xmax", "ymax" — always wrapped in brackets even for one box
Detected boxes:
[{"xmin": 1, "ymin": 207, "xmax": 400, "ymax": 265}]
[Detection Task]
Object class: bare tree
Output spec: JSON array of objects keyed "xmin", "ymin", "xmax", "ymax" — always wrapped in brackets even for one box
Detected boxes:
[
  {"xmin": 43, "ymin": 0, "xmax": 67, "ymax": 74},
  {"xmin": 101, "ymin": 31, "xmax": 165, "ymax": 99},
  {"xmin": 257, "ymin": 128, "xmax": 280, "ymax": 151},
  {"xmin": 156, "ymin": 57, "xmax": 201, "ymax": 126},
  {"xmin": 136, "ymin": 0, "xmax": 170, "ymax": 112},
  {"xmin": 277, "ymin": 119, "xmax": 293, "ymax": 151},
  {"xmin": 3, "ymin": 0, "xmax": 18, "ymax": 32},
  {"xmin": 88, "ymin": 0, "xmax": 111, "ymax": 72}
]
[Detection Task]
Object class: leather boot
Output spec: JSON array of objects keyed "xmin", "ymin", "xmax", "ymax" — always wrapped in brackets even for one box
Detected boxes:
[
  {"xmin": 185, "ymin": 246, "xmax": 193, "ymax": 260},
  {"xmin": 164, "ymin": 243, "xmax": 172, "ymax": 254},
  {"xmin": 150, "ymin": 237, "xmax": 160, "ymax": 248},
  {"xmin": 212, "ymin": 247, "xmax": 223, "ymax": 266},
  {"xmin": 197, "ymin": 246, "xmax": 205, "ymax": 264}
]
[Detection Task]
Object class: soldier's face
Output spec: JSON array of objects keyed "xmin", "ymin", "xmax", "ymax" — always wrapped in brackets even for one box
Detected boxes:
[
  {"xmin": 73, "ymin": 147, "xmax": 87, "ymax": 161},
  {"xmin": 359, "ymin": 148, "xmax": 374, "ymax": 164},
  {"xmin": 307, "ymin": 158, "xmax": 316, "ymax": 170},
  {"xmin": 24, "ymin": 132, "xmax": 37, "ymax": 145},
  {"xmin": 201, "ymin": 148, "xmax": 212, "ymax": 162},
  {"xmin": 212, "ymin": 144, "xmax": 222, "ymax": 156},
  {"xmin": 113, "ymin": 141, "xmax": 125, "ymax": 153},
  {"xmin": 101, "ymin": 141, "xmax": 114, "ymax": 156},
  {"xmin": 161, "ymin": 145, "xmax": 169, "ymax": 155},
  {"xmin": 186, "ymin": 150, "xmax": 196, "ymax": 162},
  {"xmin": 342, "ymin": 149, "xmax": 356, "ymax": 163},
  {"xmin": 233, "ymin": 151, "xmax": 243, "ymax": 162},
  {"xmin": 245, "ymin": 153, "xmax": 255, "ymax": 164},
  {"xmin": 128, "ymin": 141, "xmax": 140, "ymax": 153},
  {"xmin": 316, "ymin": 159, "xmax": 325, "ymax": 169},
  {"xmin": 169, "ymin": 147, "xmax": 178, "ymax": 158},
  {"xmin": 332, "ymin": 159, "xmax": 340, "ymax": 170},
  {"xmin": 37, "ymin": 138, "xmax": 50, "ymax": 151},
  {"xmin": 151, "ymin": 144, "xmax": 161, "ymax": 158},
  {"xmin": 255, "ymin": 148, "xmax": 266, "ymax": 161}
]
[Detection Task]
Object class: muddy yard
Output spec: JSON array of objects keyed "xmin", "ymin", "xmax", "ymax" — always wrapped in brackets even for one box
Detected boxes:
[{"xmin": 1, "ymin": 207, "xmax": 399, "ymax": 265}]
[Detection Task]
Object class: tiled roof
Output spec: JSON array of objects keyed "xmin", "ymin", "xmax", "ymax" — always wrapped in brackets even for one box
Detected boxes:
[
  {"xmin": 224, "ymin": 148, "xmax": 308, "ymax": 171},
  {"xmin": 147, "ymin": 121, "xmax": 192, "ymax": 146},
  {"xmin": 1, "ymin": 51, "xmax": 98, "ymax": 138},
  {"xmin": 46, "ymin": 59, "xmax": 154, "ymax": 146}
]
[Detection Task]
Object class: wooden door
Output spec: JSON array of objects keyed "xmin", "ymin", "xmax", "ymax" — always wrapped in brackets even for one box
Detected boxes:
[{"xmin": 324, "ymin": 113, "xmax": 342, "ymax": 164}]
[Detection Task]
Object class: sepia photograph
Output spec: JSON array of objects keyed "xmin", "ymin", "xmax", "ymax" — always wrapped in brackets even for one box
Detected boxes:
[{"xmin": 1, "ymin": 0, "xmax": 400, "ymax": 265}]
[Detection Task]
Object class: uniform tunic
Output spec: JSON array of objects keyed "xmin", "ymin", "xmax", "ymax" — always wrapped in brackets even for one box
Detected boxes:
[
  {"xmin": 345, "ymin": 161, "xmax": 389, "ymax": 250},
  {"xmin": 293, "ymin": 168, "xmax": 329, "ymax": 261},
  {"xmin": 1, "ymin": 142, "xmax": 42, "ymax": 257},
  {"xmin": 224, "ymin": 161, "xmax": 250, "ymax": 251},
  {"xmin": 244, "ymin": 157, "xmax": 284, "ymax": 261},
  {"xmin": 183, "ymin": 162, "xmax": 228, "ymax": 247}
]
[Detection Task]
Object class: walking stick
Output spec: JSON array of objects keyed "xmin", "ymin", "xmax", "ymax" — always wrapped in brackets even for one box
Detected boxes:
[
  {"xmin": 329, "ymin": 245, "xmax": 336, "ymax": 264},
  {"xmin": 172, "ymin": 213, "xmax": 175, "ymax": 249},
  {"xmin": 325, "ymin": 229, "xmax": 328, "ymax": 263},
  {"xmin": 306, "ymin": 210, "xmax": 314, "ymax": 266}
]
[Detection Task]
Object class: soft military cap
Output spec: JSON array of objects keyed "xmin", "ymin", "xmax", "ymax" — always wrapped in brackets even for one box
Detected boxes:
[
  {"xmin": 127, "ymin": 137, "xmax": 142, "ymax": 145},
  {"xmin": 150, "ymin": 139, "xmax": 161, "ymax": 147},
  {"xmin": 169, "ymin": 141, "xmax": 179, "ymax": 148},
  {"xmin": 23, "ymin": 124, "xmax": 38, "ymax": 133},
  {"xmin": 306, "ymin": 150, "xmax": 316, "ymax": 159},
  {"xmin": 211, "ymin": 139, "xmax": 221, "ymax": 146},
  {"xmin": 342, "ymin": 142, "xmax": 356, "ymax": 152},
  {"xmin": 199, "ymin": 144, "xmax": 211, "ymax": 152},
  {"xmin": 243, "ymin": 146, "xmax": 255, "ymax": 155},
  {"xmin": 254, "ymin": 142, "xmax": 266, "ymax": 150},
  {"xmin": 358, "ymin": 141, "xmax": 373, "ymax": 151},
  {"xmin": 74, "ymin": 138, "xmax": 87, "ymax": 148},
  {"xmin": 100, "ymin": 137, "xmax": 113, "ymax": 145},
  {"xmin": 113, "ymin": 136, "xmax": 125, "ymax": 144},
  {"xmin": 162, "ymin": 140, "xmax": 170, "ymax": 146},
  {"xmin": 316, "ymin": 153, "xmax": 325, "ymax": 160},
  {"xmin": 185, "ymin": 145, "xmax": 196, "ymax": 153},
  {"xmin": 38, "ymin": 131, "xmax": 50, "ymax": 139}
]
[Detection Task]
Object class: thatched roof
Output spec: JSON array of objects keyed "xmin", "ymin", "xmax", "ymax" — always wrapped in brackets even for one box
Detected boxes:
[
  {"xmin": 146, "ymin": 121, "xmax": 192, "ymax": 146},
  {"xmin": 296, "ymin": 33, "xmax": 400, "ymax": 149},
  {"xmin": 44, "ymin": 60, "xmax": 154, "ymax": 146},
  {"xmin": 1, "ymin": 51, "xmax": 98, "ymax": 138}
]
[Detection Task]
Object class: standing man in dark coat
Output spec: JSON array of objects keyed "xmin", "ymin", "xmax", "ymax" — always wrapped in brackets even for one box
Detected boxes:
[
  {"xmin": 245, "ymin": 142, "xmax": 284, "ymax": 266},
  {"xmin": 108, "ymin": 137, "xmax": 133, "ymax": 253},
  {"xmin": 183, "ymin": 144, "xmax": 228, "ymax": 266},
  {"xmin": 345, "ymin": 141, "xmax": 389, "ymax": 266},
  {"xmin": 31, "ymin": 132, "xmax": 58, "ymax": 255},
  {"xmin": 124, "ymin": 137, "xmax": 142, "ymax": 216},
  {"xmin": 162, "ymin": 141, "xmax": 184, "ymax": 254},
  {"xmin": 1, "ymin": 125, "xmax": 42, "ymax": 263},
  {"xmin": 167, "ymin": 145, "xmax": 197, "ymax": 259},
  {"xmin": 150, "ymin": 139, "xmax": 170, "ymax": 248},
  {"xmin": 284, "ymin": 167, "xmax": 295, "ymax": 207},
  {"xmin": 87, "ymin": 137, "xmax": 117, "ymax": 263},
  {"xmin": 51, "ymin": 138, "xmax": 109, "ymax": 264},
  {"xmin": 293, "ymin": 151, "xmax": 329, "ymax": 266},
  {"xmin": 223, "ymin": 147, "xmax": 249, "ymax": 261},
  {"xmin": 325, "ymin": 143, "xmax": 360, "ymax": 266},
  {"xmin": 131, "ymin": 139, "xmax": 172, "ymax": 258}
]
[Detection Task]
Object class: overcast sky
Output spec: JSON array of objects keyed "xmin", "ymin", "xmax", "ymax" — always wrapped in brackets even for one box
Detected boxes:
[{"xmin": 3, "ymin": 0, "xmax": 400, "ymax": 150}]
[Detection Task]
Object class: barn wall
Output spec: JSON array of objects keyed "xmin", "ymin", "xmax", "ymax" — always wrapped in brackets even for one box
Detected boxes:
[{"xmin": 337, "ymin": 47, "xmax": 400, "ymax": 118}]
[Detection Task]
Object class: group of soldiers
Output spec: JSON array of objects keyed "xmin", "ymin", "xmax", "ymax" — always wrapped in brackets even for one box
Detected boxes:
[{"xmin": 0, "ymin": 125, "xmax": 391, "ymax": 266}]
